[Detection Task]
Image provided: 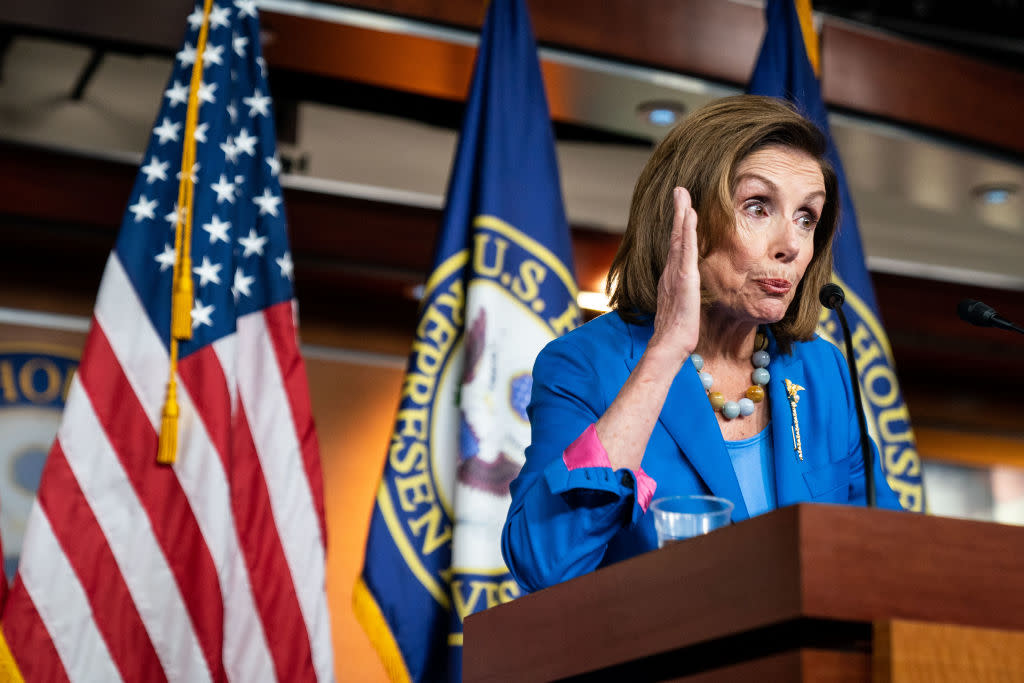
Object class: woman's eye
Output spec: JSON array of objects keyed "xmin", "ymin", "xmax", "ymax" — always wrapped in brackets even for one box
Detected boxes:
[
  {"xmin": 797, "ymin": 214, "xmax": 818, "ymax": 230},
  {"xmin": 744, "ymin": 201, "xmax": 767, "ymax": 217}
]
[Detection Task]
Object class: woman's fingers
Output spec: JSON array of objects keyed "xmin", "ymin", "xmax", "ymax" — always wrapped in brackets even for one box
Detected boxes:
[{"xmin": 677, "ymin": 188, "xmax": 698, "ymax": 273}]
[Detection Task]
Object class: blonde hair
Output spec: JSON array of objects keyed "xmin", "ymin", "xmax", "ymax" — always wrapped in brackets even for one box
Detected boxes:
[{"xmin": 607, "ymin": 95, "xmax": 839, "ymax": 353}]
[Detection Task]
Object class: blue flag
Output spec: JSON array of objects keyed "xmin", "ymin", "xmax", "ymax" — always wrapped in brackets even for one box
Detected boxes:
[
  {"xmin": 749, "ymin": 0, "xmax": 924, "ymax": 511},
  {"xmin": 354, "ymin": 0, "xmax": 580, "ymax": 680}
]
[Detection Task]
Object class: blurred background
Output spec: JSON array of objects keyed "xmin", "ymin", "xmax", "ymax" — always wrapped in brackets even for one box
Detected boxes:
[{"xmin": 2, "ymin": 0, "xmax": 1024, "ymax": 679}]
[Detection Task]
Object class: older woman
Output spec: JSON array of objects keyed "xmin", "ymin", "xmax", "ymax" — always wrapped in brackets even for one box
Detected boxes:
[{"xmin": 501, "ymin": 95, "xmax": 903, "ymax": 593}]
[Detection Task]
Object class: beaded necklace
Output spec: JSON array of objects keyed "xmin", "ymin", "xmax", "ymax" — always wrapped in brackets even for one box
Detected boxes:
[{"xmin": 692, "ymin": 332, "xmax": 770, "ymax": 420}]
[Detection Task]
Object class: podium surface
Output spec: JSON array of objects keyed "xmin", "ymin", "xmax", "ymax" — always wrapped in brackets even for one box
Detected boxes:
[{"xmin": 464, "ymin": 504, "xmax": 1024, "ymax": 681}]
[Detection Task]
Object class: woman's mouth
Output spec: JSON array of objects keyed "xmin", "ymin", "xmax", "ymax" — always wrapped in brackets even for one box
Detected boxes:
[{"xmin": 756, "ymin": 278, "xmax": 792, "ymax": 295}]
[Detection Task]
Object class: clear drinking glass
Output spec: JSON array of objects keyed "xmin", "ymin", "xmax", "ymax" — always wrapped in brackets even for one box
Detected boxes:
[{"xmin": 651, "ymin": 495, "xmax": 734, "ymax": 547}]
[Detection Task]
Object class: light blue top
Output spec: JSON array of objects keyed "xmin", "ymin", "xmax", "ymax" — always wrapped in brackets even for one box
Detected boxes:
[{"xmin": 725, "ymin": 424, "xmax": 777, "ymax": 517}]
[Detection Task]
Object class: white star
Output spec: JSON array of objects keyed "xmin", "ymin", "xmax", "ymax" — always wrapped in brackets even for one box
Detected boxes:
[
  {"xmin": 186, "ymin": 8, "xmax": 205, "ymax": 30},
  {"xmin": 253, "ymin": 188, "xmax": 281, "ymax": 216},
  {"xmin": 233, "ymin": 128, "xmax": 257, "ymax": 156},
  {"xmin": 191, "ymin": 299, "xmax": 215, "ymax": 329},
  {"xmin": 265, "ymin": 155, "xmax": 281, "ymax": 176},
  {"xmin": 153, "ymin": 118, "xmax": 182, "ymax": 145},
  {"xmin": 203, "ymin": 214, "xmax": 231, "ymax": 243},
  {"xmin": 198, "ymin": 80, "xmax": 217, "ymax": 104},
  {"xmin": 276, "ymin": 251, "xmax": 294, "ymax": 281},
  {"xmin": 232, "ymin": 268, "xmax": 255, "ymax": 300},
  {"xmin": 209, "ymin": 4, "xmax": 231, "ymax": 28},
  {"xmin": 177, "ymin": 42, "xmax": 197, "ymax": 67},
  {"xmin": 234, "ymin": 0, "xmax": 258, "ymax": 18},
  {"xmin": 155, "ymin": 243, "xmax": 176, "ymax": 271},
  {"xmin": 220, "ymin": 137, "xmax": 239, "ymax": 164},
  {"xmin": 202, "ymin": 43, "xmax": 224, "ymax": 68},
  {"xmin": 227, "ymin": 102, "xmax": 238, "ymax": 123},
  {"xmin": 164, "ymin": 80, "xmax": 189, "ymax": 107},
  {"xmin": 176, "ymin": 162, "xmax": 200, "ymax": 184},
  {"xmin": 140, "ymin": 156, "xmax": 169, "ymax": 183},
  {"xmin": 243, "ymin": 89, "xmax": 271, "ymax": 117},
  {"xmin": 165, "ymin": 203, "xmax": 186, "ymax": 228},
  {"xmin": 239, "ymin": 228, "xmax": 268, "ymax": 257},
  {"xmin": 211, "ymin": 174, "xmax": 236, "ymax": 203},
  {"xmin": 193, "ymin": 256, "xmax": 223, "ymax": 287},
  {"xmin": 232, "ymin": 33, "xmax": 249, "ymax": 57},
  {"xmin": 194, "ymin": 122, "xmax": 209, "ymax": 144},
  {"xmin": 129, "ymin": 195, "xmax": 158, "ymax": 222}
]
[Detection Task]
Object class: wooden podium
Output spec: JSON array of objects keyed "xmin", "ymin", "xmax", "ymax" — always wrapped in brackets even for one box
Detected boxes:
[{"xmin": 463, "ymin": 504, "xmax": 1024, "ymax": 682}]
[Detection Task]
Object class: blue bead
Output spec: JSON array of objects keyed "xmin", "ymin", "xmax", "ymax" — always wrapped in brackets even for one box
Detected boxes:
[
  {"xmin": 700, "ymin": 371, "xmax": 714, "ymax": 390},
  {"xmin": 690, "ymin": 353, "xmax": 704, "ymax": 371},
  {"xmin": 752, "ymin": 350, "xmax": 770, "ymax": 368},
  {"xmin": 752, "ymin": 367, "xmax": 770, "ymax": 385},
  {"xmin": 738, "ymin": 397, "xmax": 755, "ymax": 416},
  {"xmin": 722, "ymin": 401, "xmax": 740, "ymax": 419}
]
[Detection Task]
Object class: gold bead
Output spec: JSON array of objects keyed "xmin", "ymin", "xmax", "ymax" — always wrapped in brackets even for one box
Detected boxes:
[
  {"xmin": 708, "ymin": 392, "xmax": 725, "ymax": 410},
  {"xmin": 745, "ymin": 385, "xmax": 765, "ymax": 403}
]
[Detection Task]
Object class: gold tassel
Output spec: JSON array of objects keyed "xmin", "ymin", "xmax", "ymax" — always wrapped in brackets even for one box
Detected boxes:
[
  {"xmin": 158, "ymin": 0, "xmax": 212, "ymax": 465},
  {"xmin": 171, "ymin": 254, "xmax": 194, "ymax": 340},
  {"xmin": 158, "ymin": 378, "xmax": 180, "ymax": 465}
]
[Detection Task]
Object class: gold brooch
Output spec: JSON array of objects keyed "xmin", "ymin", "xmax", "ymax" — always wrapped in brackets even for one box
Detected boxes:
[{"xmin": 785, "ymin": 379, "xmax": 805, "ymax": 461}]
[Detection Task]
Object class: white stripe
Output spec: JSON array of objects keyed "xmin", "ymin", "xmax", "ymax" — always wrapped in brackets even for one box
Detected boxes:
[
  {"xmin": 97, "ymin": 255, "xmax": 276, "ymax": 682},
  {"xmin": 93, "ymin": 254, "xmax": 169, "ymax": 429},
  {"xmin": 213, "ymin": 334, "xmax": 240, "ymax": 418},
  {"xmin": 17, "ymin": 504, "xmax": 122, "ymax": 682},
  {"xmin": 59, "ymin": 375, "xmax": 212, "ymax": 683},
  {"xmin": 236, "ymin": 311, "xmax": 334, "ymax": 681}
]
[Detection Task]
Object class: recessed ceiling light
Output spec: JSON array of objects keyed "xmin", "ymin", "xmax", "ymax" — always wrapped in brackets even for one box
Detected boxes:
[
  {"xmin": 972, "ymin": 183, "xmax": 1019, "ymax": 205},
  {"xmin": 636, "ymin": 101, "xmax": 686, "ymax": 127}
]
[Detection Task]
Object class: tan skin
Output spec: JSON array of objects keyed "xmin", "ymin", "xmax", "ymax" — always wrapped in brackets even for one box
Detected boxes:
[{"xmin": 596, "ymin": 146, "xmax": 826, "ymax": 470}]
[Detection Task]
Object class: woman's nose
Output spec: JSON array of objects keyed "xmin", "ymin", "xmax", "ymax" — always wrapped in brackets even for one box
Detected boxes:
[{"xmin": 772, "ymin": 221, "xmax": 801, "ymax": 262}]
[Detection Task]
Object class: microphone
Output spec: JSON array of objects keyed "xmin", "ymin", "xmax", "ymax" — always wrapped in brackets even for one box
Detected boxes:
[
  {"xmin": 957, "ymin": 299, "xmax": 1024, "ymax": 335},
  {"xmin": 819, "ymin": 283, "xmax": 876, "ymax": 507}
]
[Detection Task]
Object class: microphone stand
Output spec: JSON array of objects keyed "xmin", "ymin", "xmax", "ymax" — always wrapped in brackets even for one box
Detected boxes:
[{"xmin": 831, "ymin": 303, "xmax": 876, "ymax": 508}]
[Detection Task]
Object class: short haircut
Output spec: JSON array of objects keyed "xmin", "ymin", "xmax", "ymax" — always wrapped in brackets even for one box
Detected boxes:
[{"xmin": 607, "ymin": 94, "xmax": 840, "ymax": 353}]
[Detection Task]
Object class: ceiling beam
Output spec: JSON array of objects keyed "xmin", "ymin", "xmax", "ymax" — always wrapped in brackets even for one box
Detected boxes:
[{"xmin": 4, "ymin": 1, "xmax": 1024, "ymax": 154}]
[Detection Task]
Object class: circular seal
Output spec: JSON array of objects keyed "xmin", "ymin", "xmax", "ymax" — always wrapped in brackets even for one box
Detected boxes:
[
  {"xmin": 0, "ymin": 348, "xmax": 79, "ymax": 579},
  {"xmin": 377, "ymin": 215, "xmax": 580, "ymax": 620}
]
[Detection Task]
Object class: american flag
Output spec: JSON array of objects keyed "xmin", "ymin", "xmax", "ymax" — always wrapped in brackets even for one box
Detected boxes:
[{"xmin": 0, "ymin": 1, "xmax": 335, "ymax": 680}]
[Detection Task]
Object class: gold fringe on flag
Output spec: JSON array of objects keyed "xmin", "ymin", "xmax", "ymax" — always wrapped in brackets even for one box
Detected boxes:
[
  {"xmin": 795, "ymin": 0, "xmax": 821, "ymax": 77},
  {"xmin": 353, "ymin": 578, "xmax": 413, "ymax": 683},
  {"xmin": 0, "ymin": 626, "xmax": 25, "ymax": 683},
  {"xmin": 158, "ymin": 0, "xmax": 214, "ymax": 465}
]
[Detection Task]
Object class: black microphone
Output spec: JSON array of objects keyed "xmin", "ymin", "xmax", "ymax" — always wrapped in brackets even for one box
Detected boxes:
[
  {"xmin": 819, "ymin": 283, "xmax": 876, "ymax": 507},
  {"xmin": 957, "ymin": 299, "xmax": 1024, "ymax": 335}
]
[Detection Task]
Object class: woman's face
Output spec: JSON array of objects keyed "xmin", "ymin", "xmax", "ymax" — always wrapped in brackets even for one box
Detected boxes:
[{"xmin": 699, "ymin": 145, "xmax": 825, "ymax": 326}]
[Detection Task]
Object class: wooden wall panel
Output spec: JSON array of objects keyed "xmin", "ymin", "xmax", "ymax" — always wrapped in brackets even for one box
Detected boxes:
[{"xmin": 6, "ymin": 1, "xmax": 1024, "ymax": 152}]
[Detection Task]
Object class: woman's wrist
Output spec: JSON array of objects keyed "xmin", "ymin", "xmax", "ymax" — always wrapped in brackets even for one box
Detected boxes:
[{"xmin": 640, "ymin": 339, "xmax": 691, "ymax": 376}]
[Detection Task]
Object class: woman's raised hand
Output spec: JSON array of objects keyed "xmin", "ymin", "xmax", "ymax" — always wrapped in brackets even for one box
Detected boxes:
[{"xmin": 649, "ymin": 187, "xmax": 700, "ymax": 365}]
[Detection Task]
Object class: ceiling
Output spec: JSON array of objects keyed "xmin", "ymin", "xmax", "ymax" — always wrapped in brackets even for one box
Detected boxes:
[
  {"xmin": 2, "ymin": 0, "xmax": 1024, "ymax": 296},
  {"xmin": 813, "ymin": 0, "xmax": 1024, "ymax": 71}
]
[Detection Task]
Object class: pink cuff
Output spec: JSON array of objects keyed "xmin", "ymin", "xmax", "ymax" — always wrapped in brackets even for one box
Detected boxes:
[{"xmin": 562, "ymin": 424, "xmax": 658, "ymax": 511}]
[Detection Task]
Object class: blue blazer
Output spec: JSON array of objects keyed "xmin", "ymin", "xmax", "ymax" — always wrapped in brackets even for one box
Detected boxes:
[{"xmin": 501, "ymin": 312, "xmax": 904, "ymax": 593}]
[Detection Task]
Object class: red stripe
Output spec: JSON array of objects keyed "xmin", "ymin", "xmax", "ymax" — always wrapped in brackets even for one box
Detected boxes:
[
  {"xmin": 39, "ymin": 443, "xmax": 168, "ymax": 683},
  {"xmin": 230, "ymin": 402, "xmax": 316, "ymax": 680},
  {"xmin": 178, "ymin": 345, "xmax": 232, "ymax": 463},
  {"xmin": 3, "ymin": 577, "xmax": 70, "ymax": 683},
  {"xmin": 78, "ymin": 321, "xmax": 226, "ymax": 682},
  {"xmin": 262, "ymin": 302, "xmax": 326, "ymax": 544}
]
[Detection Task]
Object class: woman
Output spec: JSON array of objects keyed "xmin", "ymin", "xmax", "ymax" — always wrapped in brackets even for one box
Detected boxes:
[{"xmin": 501, "ymin": 95, "xmax": 903, "ymax": 593}]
